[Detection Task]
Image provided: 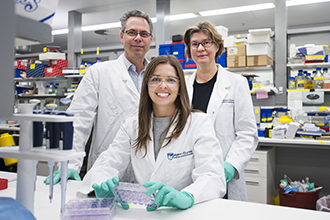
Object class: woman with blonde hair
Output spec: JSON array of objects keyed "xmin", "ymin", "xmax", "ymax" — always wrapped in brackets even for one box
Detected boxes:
[
  {"xmin": 183, "ymin": 21, "xmax": 258, "ymax": 201},
  {"xmin": 78, "ymin": 55, "xmax": 225, "ymax": 210}
]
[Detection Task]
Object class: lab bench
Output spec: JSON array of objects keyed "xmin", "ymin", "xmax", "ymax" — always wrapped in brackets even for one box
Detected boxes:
[
  {"xmin": 0, "ymin": 171, "xmax": 329, "ymax": 220},
  {"xmin": 247, "ymin": 137, "xmax": 330, "ymax": 204}
]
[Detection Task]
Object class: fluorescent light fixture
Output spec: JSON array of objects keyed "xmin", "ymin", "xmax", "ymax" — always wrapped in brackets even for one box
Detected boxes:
[
  {"xmin": 200, "ymin": 3, "xmax": 275, "ymax": 16},
  {"xmin": 81, "ymin": 22, "xmax": 121, "ymax": 31},
  {"xmin": 287, "ymin": 0, "xmax": 330, "ymax": 6},
  {"xmin": 170, "ymin": 13, "xmax": 197, "ymax": 21},
  {"xmin": 52, "ymin": 29, "xmax": 68, "ymax": 35}
]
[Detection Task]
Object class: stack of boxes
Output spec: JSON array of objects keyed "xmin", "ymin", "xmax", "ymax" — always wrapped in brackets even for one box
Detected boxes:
[
  {"xmin": 45, "ymin": 59, "xmax": 67, "ymax": 77},
  {"xmin": 171, "ymin": 42, "xmax": 185, "ymax": 69},
  {"xmin": 226, "ymin": 45, "xmax": 246, "ymax": 68},
  {"xmin": 14, "ymin": 60, "xmax": 29, "ymax": 78},
  {"xmin": 246, "ymin": 28, "xmax": 273, "ymax": 67}
]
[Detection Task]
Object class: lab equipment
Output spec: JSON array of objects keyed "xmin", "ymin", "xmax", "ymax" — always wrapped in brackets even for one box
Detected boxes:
[
  {"xmin": 295, "ymin": 71, "xmax": 305, "ymax": 89},
  {"xmin": 32, "ymin": 110, "xmax": 43, "ymax": 147},
  {"xmin": 47, "ymin": 161, "xmax": 55, "ymax": 203},
  {"xmin": 304, "ymin": 72, "xmax": 314, "ymax": 89},
  {"xmin": 62, "ymin": 198, "xmax": 116, "ymax": 220},
  {"xmin": 323, "ymin": 68, "xmax": 330, "ymax": 89},
  {"xmin": 224, "ymin": 161, "xmax": 236, "ymax": 183},
  {"xmin": 288, "ymin": 76, "xmax": 295, "ymax": 89},
  {"xmin": 144, "ymin": 182, "xmax": 194, "ymax": 210},
  {"xmin": 57, "ymin": 112, "xmax": 74, "ymax": 150},
  {"xmin": 111, "ymin": 181, "xmax": 156, "ymax": 208},
  {"xmin": 61, "ymin": 161, "xmax": 68, "ymax": 214},
  {"xmin": 314, "ymin": 67, "xmax": 324, "ymax": 89},
  {"xmin": 0, "ymin": 133, "xmax": 17, "ymax": 166},
  {"xmin": 44, "ymin": 168, "xmax": 81, "ymax": 185}
]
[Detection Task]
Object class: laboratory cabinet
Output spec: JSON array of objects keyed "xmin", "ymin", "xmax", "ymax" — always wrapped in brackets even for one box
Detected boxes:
[{"xmin": 245, "ymin": 146, "xmax": 275, "ymax": 204}]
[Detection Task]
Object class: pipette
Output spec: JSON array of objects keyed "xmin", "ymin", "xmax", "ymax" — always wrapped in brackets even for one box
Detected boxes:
[
  {"xmin": 33, "ymin": 160, "xmax": 38, "ymax": 191},
  {"xmin": 47, "ymin": 161, "xmax": 55, "ymax": 203},
  {"xmin": 60, "ymin": 161, "xmax": 68, "ymax": 214}
]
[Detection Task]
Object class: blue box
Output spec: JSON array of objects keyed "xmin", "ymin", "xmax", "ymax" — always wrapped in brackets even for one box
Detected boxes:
[
  {"xmin": 172, "ymin": 43, "xmax": 185, "ymax": 60},
  {"xmin": 15, "ymin": 69, "xmax": 25, "ymax": 78},
  {"xmin": 217, "ymin": 50, "xmax": 227, "ymax": 67},
  {"xmin": 159, "ymin": 44, "xmax": 172, "ymax": 56},
  {"xmin": 27, "ymin": 63, "xmax": 44, "ymax": 77}
]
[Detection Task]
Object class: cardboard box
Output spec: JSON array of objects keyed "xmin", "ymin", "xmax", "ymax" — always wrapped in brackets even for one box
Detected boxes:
[
  {"xmin": 246, "ymin": 43, "xmax": 272, "ymax": 57},
  {"xmin": 227, "ymin": 55, "xmax": 246, "ymax": 67},
  {"xmin": 227, "ymin": 45, "xmax": 246, "ymax": 56},
  {"xmin": 247, "ymin": 55, "xmax": 272, "ymax": 66}
]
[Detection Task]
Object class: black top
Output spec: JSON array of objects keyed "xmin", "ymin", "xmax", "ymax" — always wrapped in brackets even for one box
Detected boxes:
[{"xmin": 192, "ymin": 72, "xmax": 218, "ymax": 113}]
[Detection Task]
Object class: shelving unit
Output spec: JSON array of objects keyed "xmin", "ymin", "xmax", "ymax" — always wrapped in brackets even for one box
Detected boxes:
[
  {"xmin": 287, "ymin": 63, "xmax": 330, "ymax": 69},
  {"xmin": 1, "ymin": 2, "xmax": 85, "ymax": 215}
]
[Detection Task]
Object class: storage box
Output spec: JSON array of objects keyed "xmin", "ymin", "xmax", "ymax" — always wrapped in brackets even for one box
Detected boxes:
[
  {"xmin": 247, "ymin": 33, "xmax": 272, "ymax": 45},
  {"xmin": 27, "ymin": 63, "xmax": 45, "ymax": 77},
  {"xmin": 227, "ymin": 45, "xmax": 246, "ymax": 56},
  {"xmin": 247, "ymin": 43, "xmax": 272, "ymax": 57},
  {"xmin": 223, "ymin": 36, "xmax": 236, "ymax": 48},
  {"xmin": 247, "ymin": 55, "xmax": 272, "ymax": 66},
  {"xmin": 49, "ymin": 59, "xmax": 67, "ymax": 68},
  {"xmin": 44, "ymin": 67, "xmax": 63, "ymax": 77},
  {"xmin": 39, "ymin": 52, "xmax": 66, "ymax": 60},
  {"xmin": 227, "ymin": 56, "xmax": 246, "ymax": 68},
  {"xmin": 215, "ymin": 25, "xmax": 228, "ymax": 38}
]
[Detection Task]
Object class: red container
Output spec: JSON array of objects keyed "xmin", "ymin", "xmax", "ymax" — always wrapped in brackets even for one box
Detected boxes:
[
  {"xmin": 0, "ymin": 178, "xmax": 8, "ymax": 190},
  {"xmin": 279, "ymin": 184, "xmax": 321, "ymax": 210}
]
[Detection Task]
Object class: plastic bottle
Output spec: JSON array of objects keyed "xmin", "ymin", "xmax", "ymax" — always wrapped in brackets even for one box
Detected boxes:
[
  {"xmin": 48, "ymin": 82, "xmax": 55, "ymax": 94},
  {"xmin": 45, "ymin": 85, "xmax": 49, "ymax": 94},
  {"xmin": 295, "ymin": 72, "xmax": 305, "ymax": 89},
  {"xmin": 304, "ymin": 72, "xmax": 314, "ymax": 89},
  {"xmin": 288, "ymin": 77, "xmax": 295, "ymax": 89},
  {"xmin": 323, "ymin": 68, "xmax": 330, "ymax": 89},
  {"xmin": 313, "ymin": 67, "xmax": 324, "ymax": 89}
]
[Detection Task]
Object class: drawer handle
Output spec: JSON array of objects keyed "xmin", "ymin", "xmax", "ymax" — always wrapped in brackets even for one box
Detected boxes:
[
  {"xmin": 250, "ymin": 158, "xmax": 259, "ymax": 162},
  {"xmin": 245, "ymin": 169, "xmax": 259, "ymax": 174},
  {"xmin": 246, "ymin": 181, "xmax": 259, "ymax": 186}
]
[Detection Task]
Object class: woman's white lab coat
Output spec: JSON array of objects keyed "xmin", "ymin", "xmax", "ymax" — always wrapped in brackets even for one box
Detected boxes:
[
  {"xmin": 186, "ymin": 65, "xmax": 259, "ymax": 201},
  {"xmin": 79, "ymin": 112, "xmax": 226, "ymax": 204},
  {"xmin": 67, "ymin": 54, "xmax": 140, "ymax": 173}
]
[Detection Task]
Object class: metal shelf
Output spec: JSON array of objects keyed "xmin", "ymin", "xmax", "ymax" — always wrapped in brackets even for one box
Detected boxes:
[
  {"xmin": 287, "ymin": 63, "xmax": 330, "ymax": 69},
  {"xmin": 14, "ymin": 76, "xmax": 67, "ymax": 82}
]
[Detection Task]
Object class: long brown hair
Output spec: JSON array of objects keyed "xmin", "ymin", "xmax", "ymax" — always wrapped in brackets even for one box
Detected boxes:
[
  {"xmin": 183, "ymin": 21, "xmax": 224, "ymax": 62},
  {"xmin": 133, "ymin": 55, "xmax": 191, "ymax": 157}
]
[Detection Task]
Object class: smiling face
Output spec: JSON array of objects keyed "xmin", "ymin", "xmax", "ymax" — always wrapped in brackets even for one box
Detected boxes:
[
  {"xmin": 148, "ymin": 63, "xmax": 180, "ymax": 117},
  {"xmin": 189, "ymin": 32, "xmax": 219, "ymax": 67},
  {"xmin": 120, "ymin": 16, "xmax": 153, "ymax": 63}
]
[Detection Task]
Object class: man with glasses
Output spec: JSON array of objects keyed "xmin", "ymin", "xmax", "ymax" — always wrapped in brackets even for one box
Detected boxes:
[{"xmin": 44, "ymin": 9, "xmax": 153, "ymax": 185}]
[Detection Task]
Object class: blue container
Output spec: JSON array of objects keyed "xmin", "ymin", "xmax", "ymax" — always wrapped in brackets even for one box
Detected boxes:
[
  {"xmin": 27, "ymin": 63, "xmax": 44, "ymax": 77},
  {"xmin": 217, "ymin": 50, "xmax": 227, "ymax": 67},
  {"xmin": 57, "ymin": 112, "xmax": 74, "ymax": 150},
  {"xmin": 33, "ymin": 110, "xmax": 43, "ymax": 147},
  {"xmin": 159, "ymin": 44, "xmax": 172, "ymax": 56},
  {"xmin": 15, "ymin": 69, "xmax": 25, "ymax": 78}
]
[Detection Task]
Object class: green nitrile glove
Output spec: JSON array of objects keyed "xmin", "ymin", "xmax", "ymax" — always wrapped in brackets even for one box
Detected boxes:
[
  {"xmin": 144, "ymin": 182, "xmax": 194, "ymax": 211},
  {"xmin": 224, "ymin": 161, "xmax": 236, "ymax": 183},
  {"xmin": 43, "ymin": 168, "xmax": 81, "ymax": 185},
  {"xmin": 92, "ymin": 177, "xmax": 129, "ymax": 210}
]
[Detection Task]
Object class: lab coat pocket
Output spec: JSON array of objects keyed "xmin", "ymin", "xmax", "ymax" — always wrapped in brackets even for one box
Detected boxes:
[
  {"xmin": 165, "ymin": 156, "xmax": 194, "ymax": 191},
  {"xmin": 215, "ymin": 103, "xmax": 234, "ymax": 136}
]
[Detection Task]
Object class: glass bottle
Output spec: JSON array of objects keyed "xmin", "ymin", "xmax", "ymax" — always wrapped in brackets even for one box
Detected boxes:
[
  {"xmin": 323, "ymin": 68, "xmax": 330, "ymax": 89},
  {"xmin": 295, "ymin": 72, "xmax": 305, "ymax": 89},
  {"xmin": 288, "ymin": 77, "xmax": 295, "ymax": 89},
  {"xmin": 313, "ymin": 67, "xmax": 324, "ymax": 89},
  {"xmin": 48, "ymin": 82, "xmax": 55, "ymax": 94},
  {"xmin": 304, "ymin": 72, "xmax": 314, "ymax": 89}
]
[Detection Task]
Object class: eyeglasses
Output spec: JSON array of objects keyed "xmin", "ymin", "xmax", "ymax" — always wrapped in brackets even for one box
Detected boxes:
[
  {"xmin": 189, "ymin": 40, "xmax": 214, "ymax": 49},
  {"xmin": 148, "ymin": 76, "xmax": 180, "ymax": 87},
  {"xmin": 123, "ymin": 29, "xmax": 151, "ymax": 38}
]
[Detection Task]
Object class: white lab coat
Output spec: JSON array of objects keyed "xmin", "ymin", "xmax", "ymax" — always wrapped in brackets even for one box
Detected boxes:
[
  {"xmin": 67, "ymin": 54, "xmax": 141, "ymax": 174},
  {"xmin": 79, "ymin": 112, "xmax": 226, "ymax": 204},
  {"xmin": 186, "ymin": 65, "xmax": 259, "ymax": 201}
]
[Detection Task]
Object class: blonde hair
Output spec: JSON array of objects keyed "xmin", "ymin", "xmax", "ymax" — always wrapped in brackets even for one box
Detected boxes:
[
  {"xmin": 183, "ymin": 21, "xmax": 224, "ymax": 62},
  {"xmin": 133, "ymin": 55, "xmax": 192, "ymax": 157}
]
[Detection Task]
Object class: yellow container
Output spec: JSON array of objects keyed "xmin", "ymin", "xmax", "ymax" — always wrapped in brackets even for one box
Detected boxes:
[
  {"xmin": 278, "ymin": 115, "xmax": 294, "ymax": 124},
  {"xmin": 0, "ymin": 133, "xmax": 18, "ymax": 166}
]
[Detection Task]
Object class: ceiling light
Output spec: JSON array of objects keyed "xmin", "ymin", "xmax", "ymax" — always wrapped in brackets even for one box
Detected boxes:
[
  {"xmin": 52, "ymin": 29, "xmax": 68, "ymax": 35},
  {"xmin": 170, "ymin": 13, "xmax": 197, "ymax": 21},
  {"xmin": 286, "ymin": 0, "xmax": 330, "ymax": 6},
  {"xmin": 199, "ymin": 3, "xmax": 275, "ymax": 16},
  {"xmin": 81, "ymin": 22, "xmax": 121, "ymax": 32}
]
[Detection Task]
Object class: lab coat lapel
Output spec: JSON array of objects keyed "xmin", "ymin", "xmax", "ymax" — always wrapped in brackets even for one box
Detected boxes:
[
  {"xmin": 146, "ymin": 117, "xmax": 157, "ymax": 168},
  {"xmin": 186, "ymin": 71, "xmax": 197, "ymax": 105},
  {"xmin": 117, "ymin": 55, "xmax": 140, "ymax": 99},
  {"xmin": 206, "ymin": 65, "xmax": 230, "ymax": 121}
]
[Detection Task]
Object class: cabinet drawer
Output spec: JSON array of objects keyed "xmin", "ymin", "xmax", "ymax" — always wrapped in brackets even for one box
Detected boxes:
[
  {"xmin": 245, "ymin": 176, "xmax": 267, "ymax": 204},
  {"xmin": 244, "ymin": 163, "xmax": 267, "ymax": 178},
  {"xmin": 249, "ymin": 151, "xmax": 267, "ymax": 166}
]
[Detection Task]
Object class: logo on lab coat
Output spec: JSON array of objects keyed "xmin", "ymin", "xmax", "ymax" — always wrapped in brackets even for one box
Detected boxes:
[
  {"xmin": 167, "ymin": 150, "xmax": 193, "ymax": 161},
  {"xmin": 222, "ymin": 99, "xmax": 234, "ymax": 103}
]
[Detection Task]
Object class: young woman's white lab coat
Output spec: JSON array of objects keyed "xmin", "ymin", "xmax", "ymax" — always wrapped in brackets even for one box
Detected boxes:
[
  {"xmin": 186, "ymin": 65, "xmax": 259, "ymax": 201},
  {"xmin": 67, "ymin": 54, "xmax": 141, "ymax": 174},
  {"xmin": 79, "ymin": 112, "xmax": 226, "ymax": 204}
]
